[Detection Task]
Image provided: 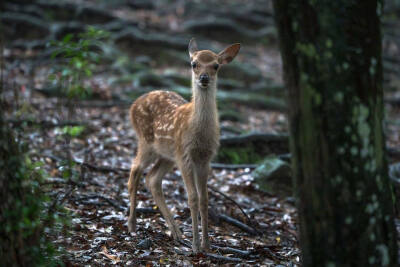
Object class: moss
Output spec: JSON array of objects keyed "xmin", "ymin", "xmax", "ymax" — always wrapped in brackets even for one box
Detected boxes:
[
  {"xmin": 274, "ymin": 0, "xmax": 398, "ymax": 263},
  {"xmin": 215, "ymin": 146, "xmax": 263, "ymax": 164},
  {"xmin": 376, "ymin": 244, "xmax": 389, "ymax": 266},
  {"xmin": 253, "ymin": 156, "xmax": 292, "ymax": 196},
  {"xmin": 296, "ymin": 42, "xmax": 318, "ymax": 59}
]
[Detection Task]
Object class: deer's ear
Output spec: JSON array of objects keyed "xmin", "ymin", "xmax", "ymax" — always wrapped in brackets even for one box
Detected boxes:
[
  {"xmin": 188, "ymin": 38, "xmax": 198, "ymax": 58},
  {"xmin": 218, "ymin": 43, "xmax": 240, "ymax": 64}
]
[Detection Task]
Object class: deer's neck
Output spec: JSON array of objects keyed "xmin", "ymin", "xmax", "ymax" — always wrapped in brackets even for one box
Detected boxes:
[{"xmin": 190, "ymin": 79, "xmax": 218, "ymax": 132}]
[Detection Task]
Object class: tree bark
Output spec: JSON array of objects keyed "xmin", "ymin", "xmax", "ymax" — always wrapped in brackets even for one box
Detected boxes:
[{"xmin": 273, "ymin": 0, "xmax": 398, "ymax": 266}]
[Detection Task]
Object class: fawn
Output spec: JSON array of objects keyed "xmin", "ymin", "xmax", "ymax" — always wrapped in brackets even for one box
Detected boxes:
[{"xmin": 127, "ymin": 38, "xmax": 240, "ymax": 253}]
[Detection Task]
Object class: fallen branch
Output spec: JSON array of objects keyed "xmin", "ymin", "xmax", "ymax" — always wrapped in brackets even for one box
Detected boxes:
[
  {"xmin": 73, "ymin": 194, "xmax": 160, "ymax": 215},
  {"xmin": 220, "ymin": 132, "xmax": 289, "ymax": 146},
  {"xmin": 75, "ymin": 194, "xmax": 126, "ymax": 211},
  {"xmin": 44, "ymin": 153, "xmax": 130, "ymax": 173},
  {"xmin": 42, "ymin": 185, "xmax": 75, "ymax": 229},
  {"xmin": 76, "ymin": 160, "xmax": 130, "ymax": 173},
  {"xmin": 136, "ymin": 207, "xmax": 159, "ymax": 214},
  {"xmin": 263, "ymin": 247, "xmax": 287, "ymax": 261},
  {"xmin": 174, "ymin": 246, "xmax": 244, "ymax": 262},
  {"xmin": 42, "ymin": 177, "xmax": 102, "ymax": 187},
  {"xmin": 204, "ymin": 253, "xmax": 242, "ymax": 262},
  {"xmin": 218, "ymin": 214, "xmax": 258, "ymax": 235},
  {"xmin": 208, "ymin": 185, "xmax": 260, "ymax": 234},
  {"xmin": 211, "ymin": 245, "xmax": 251, "ymax": 258}
]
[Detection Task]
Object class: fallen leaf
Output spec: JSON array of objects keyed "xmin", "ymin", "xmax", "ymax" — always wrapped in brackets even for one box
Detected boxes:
[{"xmin": 100, "ymin": 245, "xmax": 120, "ymax": 264}]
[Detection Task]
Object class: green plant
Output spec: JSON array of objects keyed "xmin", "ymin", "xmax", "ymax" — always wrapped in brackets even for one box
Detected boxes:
[
  {"xmin": 48, "ymin": 26, "xmax": 110, "ymax": 99},
  {"xmin": 48, "ymin": 27, "xmax": 109, "ymax": 196},
  {"xmin": 216, "ymin": 146, "xmax": 264, "ymax": 164},
  {"xmin": 60, "ymin": 125, "xmax": 86, "ymax": 137},
  {"xmin": 0, "ymin": 123, "xmax": 68, "ymax": 266}
]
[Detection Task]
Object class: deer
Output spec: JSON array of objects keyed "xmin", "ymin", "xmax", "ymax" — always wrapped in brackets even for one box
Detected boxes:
[{"xmin": 127, "ymin": 38, "xmax": 240, "ymax": 253}]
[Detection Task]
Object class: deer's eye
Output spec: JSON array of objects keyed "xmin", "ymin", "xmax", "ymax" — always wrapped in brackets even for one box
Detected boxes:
[
  {"xmin": 191, "ymin": 62, "xmax": 197, "ymax": 69},
  {"xmin": 213, "ymin": 63, "xmax": 219, "ymax": 70}
]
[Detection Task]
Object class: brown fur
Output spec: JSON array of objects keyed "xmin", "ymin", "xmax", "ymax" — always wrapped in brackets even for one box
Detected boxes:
[{"xmin": 127, "ymin": 39, "xmax": 240, "ymax": 253}]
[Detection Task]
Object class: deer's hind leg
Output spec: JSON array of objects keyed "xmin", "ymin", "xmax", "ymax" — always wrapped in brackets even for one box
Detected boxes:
[
  {"xmin": 128, "ymin": 144, "xmax": 154, "ymax": 232},
  {"xmin": 146, "ymin": 158, "xmax": 182, "ymax": 240}
]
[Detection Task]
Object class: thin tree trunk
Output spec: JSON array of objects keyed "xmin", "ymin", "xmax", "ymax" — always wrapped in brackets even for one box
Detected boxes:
[{"xmin": 273, "ymin": 0, "xmax": 398, "ymax": 266}]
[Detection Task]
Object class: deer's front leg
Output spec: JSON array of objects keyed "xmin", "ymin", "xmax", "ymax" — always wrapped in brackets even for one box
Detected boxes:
[
  {"xmin": 195, "ymin": 163, "xmax": 210, "ymax": 251},
  {"xmin": 179, "ymin": 161, "xmax": 200, "ymax": 253}
]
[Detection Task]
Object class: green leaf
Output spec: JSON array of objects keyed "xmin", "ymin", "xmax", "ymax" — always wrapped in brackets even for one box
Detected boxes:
[
  {"xmin": 84, "ymin": 68, "xmax": 92, "ymax": 77},
  {"xmin": 48, "ymin": 74, "xmax": 57, "ymax": 81},
  {"xmin": 62, "ymin": 33, "xmax": 74, "ymax": 43},
  {"xmin": 69, "ymin": 126, "xmax": 85, "ymax": 137},
  {"xmin": 61, "ymin": 126, "xmax": 86, "ymax": 137},
  {"xmin": 61, "ymin": 69, "xmax": 70, "ymax": 76},
  {"xmin": 75, "ymin": 60, "xmax": 83, "ymax": 69}
]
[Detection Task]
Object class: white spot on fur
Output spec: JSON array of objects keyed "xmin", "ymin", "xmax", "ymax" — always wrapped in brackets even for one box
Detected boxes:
[{"xmin": 155, "ymin": 134, "xmax": 173, "ymax": 140}]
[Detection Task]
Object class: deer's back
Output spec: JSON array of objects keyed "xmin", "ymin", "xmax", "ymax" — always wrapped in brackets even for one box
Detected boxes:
[{"xmin": 130, "ymin": 90, "xmax": 187, "ymax": 144}]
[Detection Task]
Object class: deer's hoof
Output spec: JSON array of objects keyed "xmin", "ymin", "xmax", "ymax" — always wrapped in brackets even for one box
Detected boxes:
[
  {"xmin": 192, "ymin": 239, "xmax": 201, "ymax": 254},
  {"xmin": 192, "ymin": 244, "xmax": 200, "ymax": 254}
]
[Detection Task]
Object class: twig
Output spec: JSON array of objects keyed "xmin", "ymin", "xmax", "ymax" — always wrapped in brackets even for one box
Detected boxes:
[
  {"xmin": 73, "ymin": 193, "xmax": 160, "ymax": 215},
  {"xmin": 218, "ymin": 214, "xmax": 258, "ymax": 235},
  {"xmin": 77, "ymin": 160, "xmax": 130, "ymax": 173},
  {"xmin": 59, "ymin": 187, "xmax": 75, "ymax": 205},
  {"xmin": 204, "ymin": 253, "xmax": 242, "ymax": 262},
  {"xmin": 136, "ymin": 207, "xmax": 159, "ymax": 214},
  {"xmin": 174, "ymin": 247, "xmax": 244, "ymax": 262},
  {"xmin": 42, "ymin": 177, "xmax": 102, "ymax": 187},
  {"xmin": 263, "ymin": 247, "xmax": 287, "ymax": 261},
  {"xmin": 74, "ymin": 194, "xmax": 126, "ymax": 211},
  {"xmin": 42, "ymin": 186, "xmax": 75, "ymax": 229},
  {"xmin": 211, "ymin": 245, "xmax": 251, "ymax": 258},
  {"xmin": 208, "ymin": 185, "xmax": 260, "ymax": 234},
  {"xmin": 220, "ymin": 132, "xmax": 289, "ymax": 146},
  {"xmin": 44, "ymin": 153, "xmax": 130, "ymax": 173}
]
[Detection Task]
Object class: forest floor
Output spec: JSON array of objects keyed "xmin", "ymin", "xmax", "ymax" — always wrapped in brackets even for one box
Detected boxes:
[{"xmin": 2, "ymin": 0, "xmax": 400, "ymax": 266}]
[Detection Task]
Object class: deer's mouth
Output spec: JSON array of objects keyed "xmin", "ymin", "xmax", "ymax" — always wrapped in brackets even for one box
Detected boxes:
[
  {"xmin": 197, "ymin": 79, "xmax": 210, "ymax": 89},
  {"xmin": 200, "ymin": 82, "xmax": 209, "ymax": 88}
]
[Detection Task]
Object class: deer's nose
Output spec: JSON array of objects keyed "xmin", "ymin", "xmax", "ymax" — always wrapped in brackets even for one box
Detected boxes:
[{"xmin": 199, "ymin": 73, "xmax": 209, "ymax": 84}]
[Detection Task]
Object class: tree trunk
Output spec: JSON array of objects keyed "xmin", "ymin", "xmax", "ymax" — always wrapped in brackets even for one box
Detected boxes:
[
  {"xmin": 0, "ymin": 31, "xmax": 49, "ymax": 265},
  {"xmin": 272, "ymin": 0, "xmax": 398, "ymax": 266}
]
